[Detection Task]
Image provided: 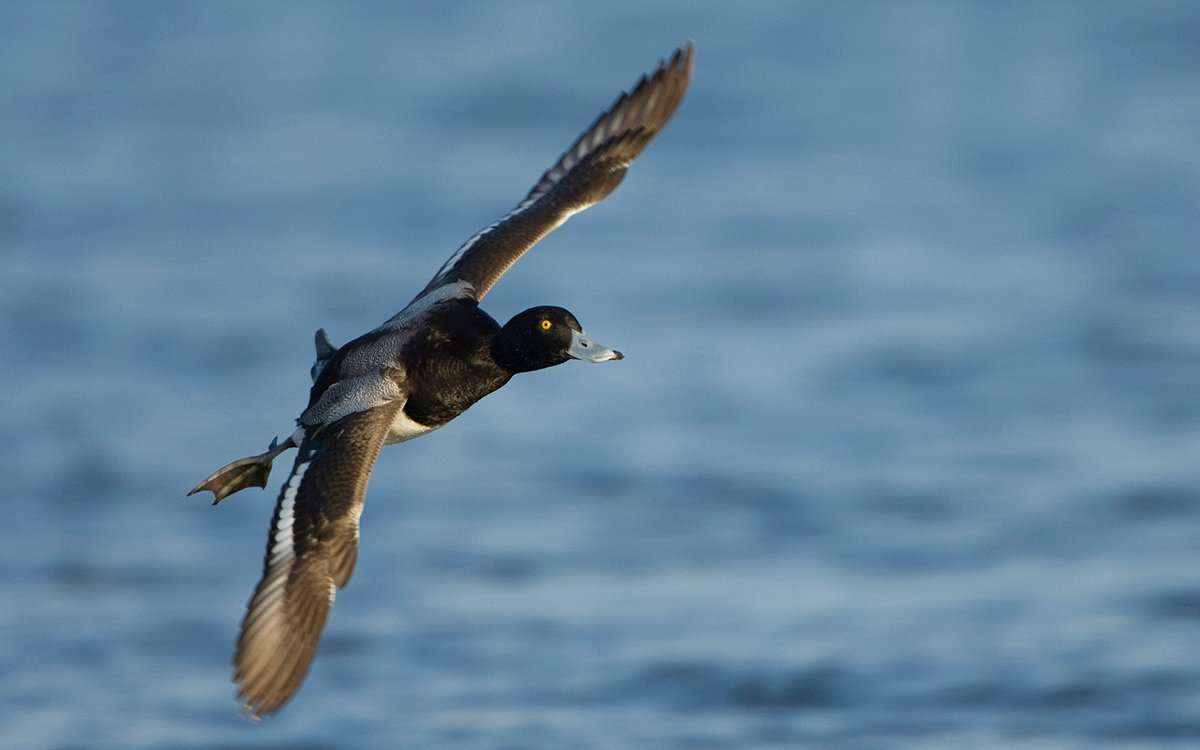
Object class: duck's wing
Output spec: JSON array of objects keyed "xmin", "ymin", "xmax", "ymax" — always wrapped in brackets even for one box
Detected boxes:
[
  {"xmin": 415, "ymin": 41, "xmax": 694, "ymax": 303},
  {"xmin": 233, "ymin": 399, "xmax": 402, "ymax": 717}
]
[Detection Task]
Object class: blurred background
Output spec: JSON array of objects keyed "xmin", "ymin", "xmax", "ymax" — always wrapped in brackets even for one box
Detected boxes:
[{"xmin": 3, "ymin": 2, "xmax": 1199, "ymax": 748}]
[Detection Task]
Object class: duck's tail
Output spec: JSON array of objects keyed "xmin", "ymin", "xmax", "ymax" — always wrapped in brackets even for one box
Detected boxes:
[
  {"xmin": 188, "ymin": 435, "xmax": 297, "ymax": 505},
  {"xmin": 310, "ymin": 328, "xmax": 337, "ymax": 382}
]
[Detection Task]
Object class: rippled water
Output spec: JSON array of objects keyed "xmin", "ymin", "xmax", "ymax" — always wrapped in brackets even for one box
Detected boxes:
[{"xmin": 4, "ymin": 3, "xmax": 1200, "ymax": 748}]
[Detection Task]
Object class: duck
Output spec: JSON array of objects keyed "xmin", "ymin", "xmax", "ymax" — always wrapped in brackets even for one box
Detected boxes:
[{"xmin": 189, "ymin": 42, "xmax": 694, "ymax": 717}]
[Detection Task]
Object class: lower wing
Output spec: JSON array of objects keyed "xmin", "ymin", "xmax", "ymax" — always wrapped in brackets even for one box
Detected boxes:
[{"xmin": 233, "ymin": 400, "xmax": 402, "ymax": 716}]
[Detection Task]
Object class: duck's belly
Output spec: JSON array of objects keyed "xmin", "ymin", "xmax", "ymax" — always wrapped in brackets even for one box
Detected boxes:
[{"xmin": 385, "ymin": 406, "xmax": 440, "ymax": 445}]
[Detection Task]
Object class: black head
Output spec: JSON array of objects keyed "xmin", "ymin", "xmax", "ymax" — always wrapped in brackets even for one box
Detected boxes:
[{"xmin": 492, "ymin": 306, "xmax": 623, "ymax": 374}]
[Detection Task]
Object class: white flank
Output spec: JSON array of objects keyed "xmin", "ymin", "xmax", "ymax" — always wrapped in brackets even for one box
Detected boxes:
[{"xmin": 384, "ymin": 406, "xmax": 438, "ymax": 445}]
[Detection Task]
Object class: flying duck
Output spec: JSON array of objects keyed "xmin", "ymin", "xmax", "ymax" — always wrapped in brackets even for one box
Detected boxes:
[{"xmin": 190, "ymin": 42, "xmax": 694, "ymax": 716}]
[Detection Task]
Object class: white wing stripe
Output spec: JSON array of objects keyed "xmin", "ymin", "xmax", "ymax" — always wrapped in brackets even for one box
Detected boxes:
[
  {"xmin": 268, "ymin": 459, "xmax": 311, "ymax": 566},
  {"xmin": 590, "ymin": 122, "xmax": 606, "ymax": 149},
  {"xmin": 424, "ymin": 196, "xmax": 542, "ymax": 290},
  {"xmin": 609, "ymin": 108, "xmax": 625, "ymax": 133}
]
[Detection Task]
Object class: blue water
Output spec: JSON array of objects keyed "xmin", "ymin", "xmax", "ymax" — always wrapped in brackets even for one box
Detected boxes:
[{"xmin": 4, "ymin": 2, "xmax": 1200, "ymax": 748}]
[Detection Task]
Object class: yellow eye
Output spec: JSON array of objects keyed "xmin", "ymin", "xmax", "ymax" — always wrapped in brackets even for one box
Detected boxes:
[{"xmin": 539, "ymin": 319, "xmax": 552, "ymax": 331}]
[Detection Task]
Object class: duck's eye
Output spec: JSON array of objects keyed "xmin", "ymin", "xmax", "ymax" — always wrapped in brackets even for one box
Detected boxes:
[{"xmin": 539, "ymin": 319, "xmax": 552, "ymax": 332}]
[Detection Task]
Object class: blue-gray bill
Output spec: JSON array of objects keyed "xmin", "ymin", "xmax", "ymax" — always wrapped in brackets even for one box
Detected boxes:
[{"xmin": 567, "ymin": 329, "xmax": 623, "ymax": 362}]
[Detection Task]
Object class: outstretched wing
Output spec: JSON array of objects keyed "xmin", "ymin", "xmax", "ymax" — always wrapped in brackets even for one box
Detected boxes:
[
  {"xmin": 417, "ymin": 41, "xmax": 694, "ymax": 302},
  {"xmin": 233, "ymin": 400, "xmax": 402, "ymax": 717}
]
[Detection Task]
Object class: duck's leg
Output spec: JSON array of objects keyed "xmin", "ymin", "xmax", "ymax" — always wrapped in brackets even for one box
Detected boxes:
[{"xmin": 188, "ymin": 433, "xmax": 298, "ymax": 505}]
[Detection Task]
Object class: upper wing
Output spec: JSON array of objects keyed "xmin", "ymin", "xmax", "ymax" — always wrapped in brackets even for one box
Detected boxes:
[
  {"xmin": 416, "ymin": 41, "xmax": 694, "ymax": 302},
  {"xmin": 233, "ymin": 400, "xmax": 402, "ymax": 717}
]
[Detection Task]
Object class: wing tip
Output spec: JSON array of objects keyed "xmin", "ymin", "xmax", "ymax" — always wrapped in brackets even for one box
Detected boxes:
[
  {"xmin": 672, "ymin": 39, "xmax": 695, "ymax": 75},
  {"xmin": 655, "ymin": 40, "xmax": 695, "ymax": 90},
  {"xmin": 418, "ymin": 41, "xmax": 696, "ymax": 302}
]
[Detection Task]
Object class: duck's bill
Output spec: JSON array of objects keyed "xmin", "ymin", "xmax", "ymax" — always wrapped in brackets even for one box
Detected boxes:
[{"xmin": 567, "ymin": 329, "xmax": 624, "ymax": 363}]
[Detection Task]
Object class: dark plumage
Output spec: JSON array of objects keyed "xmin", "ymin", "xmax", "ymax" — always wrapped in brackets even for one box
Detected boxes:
[{"xmin": 190, "ymin": 41, "xmax": 693, "ymax": 717}]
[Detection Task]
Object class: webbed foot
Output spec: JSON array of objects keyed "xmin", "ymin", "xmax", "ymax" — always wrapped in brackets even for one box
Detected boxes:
[{"xmin": 188, "ymin": 436, "xmax": 295, "ymax": 505}]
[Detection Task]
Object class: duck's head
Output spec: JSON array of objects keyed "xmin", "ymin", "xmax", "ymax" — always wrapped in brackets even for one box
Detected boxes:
[{"xmin": 493, "ymin": 306, "xmax": 623, "ymax": 373}]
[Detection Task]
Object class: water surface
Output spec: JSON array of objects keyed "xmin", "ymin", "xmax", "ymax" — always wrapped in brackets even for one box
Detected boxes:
[{"xmin": 3, "ymin": 3, "xmax": 1200, "ymax": 748}]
